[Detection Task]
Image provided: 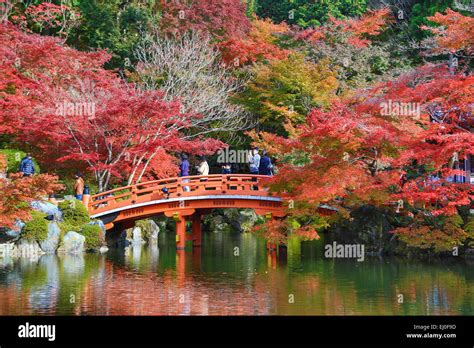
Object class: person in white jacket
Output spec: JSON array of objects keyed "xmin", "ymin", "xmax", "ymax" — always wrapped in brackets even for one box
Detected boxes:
[
  {"xmin": 196, "ymin": 156, "xmax": 209, "ymax": 178},
  {"xmin": 248, "ymin": 148, "xmax": 260, "ymax": 174}
]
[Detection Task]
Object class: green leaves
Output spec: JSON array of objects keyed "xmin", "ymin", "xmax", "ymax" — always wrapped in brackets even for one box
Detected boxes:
[
  {"xmin": 21, "ymin": 210, "xmax": 49, "ymax": 242},
  {"xmin": 256, "ymin": 0, "xmax": 368, "ymax": 28},
  {"xmin": 238, "ymin": 53, "xmax": 338, "ymax": 135},
  {"xmin": 67, "ymin": 1, "xmax": 152, "ymax": 70}
]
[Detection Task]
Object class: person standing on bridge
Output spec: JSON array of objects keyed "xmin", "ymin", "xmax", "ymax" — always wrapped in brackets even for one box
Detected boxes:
[
  {"xmin": 222, "ymin": 163, "xmax": 231, "ymax": 175},
  {"xmin": 196, "ymin": 156, "xmax": 209, "ymax": 176},
  {"xmin": 19, "ymin": 153, "xmax": 35, "ymax": 177},
  {"xmin": 74, "ymin": 172, "xmax": 85, "ymax": 200},
  {"xmin": 248, "ymin": 148, "xmax": 260, "ymax": 190},
  {"xmin": 180, "ymin": 153, "xmax": 190, "ymax": 192},
  {"xmin": 259, "ymin": 151, "xmax": 273, "ymax": 176},
  {"xmin": 196, "ymin": 155, "xmax": 209, "ymax": 183},
  {"xmin": 248, "ymin": 148, "xmax": 260, "ymax": 175}
]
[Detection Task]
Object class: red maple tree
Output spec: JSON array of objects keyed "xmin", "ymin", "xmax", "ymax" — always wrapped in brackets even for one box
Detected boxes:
[
  {"xmin": 422, "ymin": 9, "xmax": 474, "ymax": 56},
  {"xmin": 0, "ymin": 172, "xmax": 64, "ymax": 229},
  {"xmin": 297, "ymin": 8, "xmax": 392, "ymax": 48},
  {"xmin": 158, "ymin": 0, "xmax": 251, "ymax": 40},
  {"xmin": 253, "ymin": 63, "xmax": 473, "ymax": 247},
  {"xmin": 251, "ymin": 9, "xmax": 473, "ymax": 250},
  {"xmin": 0, "ymin": 22, "xmax": 223, "ymax": 192},
  {"xmin": 219, "ymin": 18, "xmax": 290, "ymax": 66}
]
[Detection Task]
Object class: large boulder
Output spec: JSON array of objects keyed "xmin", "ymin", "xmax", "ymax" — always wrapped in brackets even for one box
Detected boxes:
[
  {"xmin": 30, "ymin": 201, "xmax": 62, "ymax": 221},
  {"xmin": 134, "ymin": 220, "xmax": 160, "ymax": 243},
  {"xmin": 205, "ymin": 209, "xmax": 263, "ymax": 233},
  {"xmin": 39, "ymin": 222, "xmax": 61, "ymax": 254},
  {"xmin": 0, "ymin": 242, "xmax": 17, "ymax": 258},
  {"xmin": 16, "ymin": 239, "xmax": 45, "ymax": 258},
  {"xmin": 222, "ymin": 209, "xmax": 243, "ymax": 231},
  {"xmin": 239, "ymin": 209, "xmax": 263, "ymax": 232},
  {"xmin": 154, "ymin": 218, "xmax": 168, "ymax": 234},
  {"xmin": 61, "ymin": 231, "xmax": 85, "ymax": 254},
  {"xmin": 208, "ymin": 214, "xmax": 230, "ymax": 233},
  {"xmin": 131, "ymin": 226, "xmax": 146, "ymax": 245},
  {"xmin": 148, "ymin": 221, "xmax": 160, "ymax": 242},
  {"xmin": 0, "ymin": 220, "xmax": 25, "ymax": 243}
]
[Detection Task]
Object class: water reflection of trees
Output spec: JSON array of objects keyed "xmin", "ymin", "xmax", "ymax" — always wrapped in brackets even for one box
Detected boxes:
[
  {"xmin": 261, "ymin": 240, "xmax": 474, "ymax": 315},
  {"xmin": 0, "ymin": 254, "xmax": 103, "ymax": 315},
  {"xmin": 0, "ymin": 233, "xmax": 473, "ymax": 315}
]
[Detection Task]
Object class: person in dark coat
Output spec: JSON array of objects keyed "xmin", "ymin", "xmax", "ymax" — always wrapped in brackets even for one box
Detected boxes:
[
  {"xmin": 179, "ymin": 153, "xmax": 190, "ymax": 177},
  {"xmin": 222, "ymin": 163, "xmax": 231, "ymax": 174},
  {"xmin": 259, "ymin": 151, "xmax": 273, "ymax": 176},
  {"xmin": 180, "ymin": 153, "xmax": 190, "ymax": 192},
  {"xmin": 19, "ymin": 153, "xmax": 35, "ymax": 177}
]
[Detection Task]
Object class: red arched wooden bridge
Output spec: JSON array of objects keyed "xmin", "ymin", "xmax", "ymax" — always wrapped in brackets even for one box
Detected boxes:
[{"xmin": 86, "ymin": 174, "xmax": 287, "ymax": 250}]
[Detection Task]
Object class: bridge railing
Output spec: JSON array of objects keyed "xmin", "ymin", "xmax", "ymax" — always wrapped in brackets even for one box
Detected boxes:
[{"xmin": 88, "ymin": 174, "xmax": 274, "ymax": 215}]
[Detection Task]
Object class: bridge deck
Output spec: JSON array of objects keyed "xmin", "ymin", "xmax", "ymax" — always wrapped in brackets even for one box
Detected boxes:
[{"xmin": 88, "ymin": 174, "xmax": 284, "ymax": 221}]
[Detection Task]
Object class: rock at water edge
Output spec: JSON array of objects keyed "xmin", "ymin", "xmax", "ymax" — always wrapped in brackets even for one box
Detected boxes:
[
  {"xmin": 62, "ymin": 231, "xmax": 85, "ymax": 254},
  {"xmin": 39, "ymin": 222, "xmax": 61, "ymax": 254}
]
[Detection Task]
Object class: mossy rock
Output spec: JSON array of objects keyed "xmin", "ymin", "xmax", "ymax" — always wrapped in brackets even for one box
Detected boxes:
[
  {"xmin": 134, "ymin": 219, "xmax": 159, "ymax": 242},
  {"xmin": 80, "ymin": 224, "xmax": 103, "ymax": 250},
  {"xmin": 58, "ymin": 200, "xmax": 91, "ymax": 249},
  {"xmin": 59, "ymin": 200, "xmax": 90, "ymax": 228},
  {"xmin": 58, "ymin": 221, "xmax": 80, "ymax": 249},
  {"xmin": 21, "ymin": 211, "xmax": 48, "ymax": 242},
  {"xmin": 0, "ymin": 149, "xmax": 40, "ymax": 174}
]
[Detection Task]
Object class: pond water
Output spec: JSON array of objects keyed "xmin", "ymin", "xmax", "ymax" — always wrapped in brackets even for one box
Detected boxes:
[{"xmin": 0, "ymin": 231, "xmax": 473, "ymax": 315}]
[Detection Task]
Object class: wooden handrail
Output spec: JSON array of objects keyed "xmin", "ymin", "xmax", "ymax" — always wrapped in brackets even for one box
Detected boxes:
[{"xmin": 88, "ymin": 174, "xmax": 273, "ymax": 214}]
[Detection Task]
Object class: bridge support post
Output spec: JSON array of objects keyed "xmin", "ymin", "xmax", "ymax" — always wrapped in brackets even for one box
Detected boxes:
[
  {"xmin": 176, "ymin": 217, "xmax": 187, "ymax": 250},
  {"xmin": 266, "ymin": 242, "xmax": 277, "ymax": 252},
  {"xmin": 167, "ymin": 209, "xmax": 196, "ymax": 251},
  {"xmin": 191, "ymin": 213, "xmax": 202, "ymax": 247}
]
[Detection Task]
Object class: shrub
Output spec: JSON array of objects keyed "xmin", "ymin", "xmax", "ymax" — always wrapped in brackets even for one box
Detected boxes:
[
  {"xmin": 59, "ymin": 199, "xmax": 90, "ymax": 229},
  {"xmin": 58, "ymin": 221, "xmax": 81, "ymax": 234},
  {"xmin": 80, "ymin": 224, "xmax": 103, "ymax": 250},
  {"xmin": 395, "ymin": 213, "xmax": 468, "ymax": 253},
  {"xmin": 21, "ymin": 211, "xmax": 48, "ymax": 242},
  {"xmin": 465, "ymin": 217, "xmax": 474, "ymax": 248},
  {"xmin": 0, "ymin": 149, "xmax": 40, "ymax": 174}
]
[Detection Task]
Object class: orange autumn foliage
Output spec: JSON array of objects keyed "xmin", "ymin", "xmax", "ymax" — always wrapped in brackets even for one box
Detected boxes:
[
  {"xmin": 298, "ymin": 8, "xmax": 392, "ymax": 48},
  {"xmin": 0, "ymin": 173, "xmax": 64, "ymax": 228},
  {"xmin": 219, "ymin": 18, "xmax": 290, "ymax": 66},
  {"xmin": 422, "ymin": 9, "xmax": 474, "ymax": 54},
  {"xmin": 254, "ymin": 59, "xmax": 473, "ymax": 248}
]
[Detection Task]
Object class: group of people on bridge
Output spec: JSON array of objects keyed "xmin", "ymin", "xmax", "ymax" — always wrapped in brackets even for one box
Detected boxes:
[
  {"xmin": 16, "ymin": 147, "xmax": 274, "ymax": 200},
  {"xmin": 179, "ymin": 147, "xmax": 274, "ymax": 180}
]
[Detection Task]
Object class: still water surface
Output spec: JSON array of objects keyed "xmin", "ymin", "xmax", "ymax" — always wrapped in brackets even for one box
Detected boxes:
[{"xmin": 0, "ymin": 231, "xmax": 473, "ymax": 315}]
